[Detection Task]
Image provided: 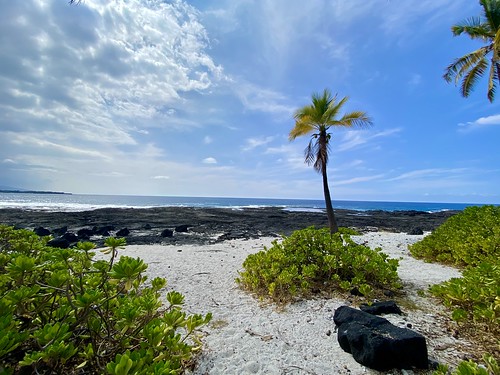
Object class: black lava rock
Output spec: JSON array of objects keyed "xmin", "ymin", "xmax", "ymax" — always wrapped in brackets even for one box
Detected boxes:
[
  {"xmin": 161, "ymin": 229, "xmax": 174, "ymax": 237},
  {"xmin": 116, "ymin": 228, "xmax": 130, "ymax": 237},
  {"xmin": 360, "ymin": 301, "xmax": 403, "ymax": 316},
  {"xmin": 34, "ymin": 226, "xmax": 51, "ymax": 236},
  {"xmin": 47, "ymin": 237, "xmax": 70, "ymax": 249},
  {"xmin": 334, "ymin": 306, "xmax": 428, "ymax": 371}
]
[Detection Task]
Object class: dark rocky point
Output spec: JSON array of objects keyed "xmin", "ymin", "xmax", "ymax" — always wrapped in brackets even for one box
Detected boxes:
[{"xmin": 0, "ymin": 207, "xmax": 459, "ymax": 247}]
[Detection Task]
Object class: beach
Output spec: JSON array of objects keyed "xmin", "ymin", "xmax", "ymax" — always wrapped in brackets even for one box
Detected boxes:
[
  {"xmin": 94, "ymin": 233, "xmax": 468, "ymax": 375},
  {"xmin": 0, "ymin": 207, "xmax": 472, "ymax": 373}
]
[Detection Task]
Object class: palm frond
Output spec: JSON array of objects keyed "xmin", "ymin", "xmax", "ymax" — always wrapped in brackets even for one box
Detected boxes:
[
  {"xmin": 324, "ymin": 96, "xmax": 348, "ymax": 124},
  {"xmin": 443, "ymin": 47, "xmax": 491, "ymax": 83},
  {"xmin": 313, "ymin": 138, "xmax": 329, "ymax": 173},
  {"xmin": 452, "ymin": 17, "xmax": 492, "ymax": 39},
  {"xmin": 336, "ymin": 111, "xmax": 373, "ymax": 129},
  {"xmin": 482, "ymin": 0, "xmax": 500, "ymax": 33},
  {"xmin": 487, "ymin": 61, "xmax": 500, "ymax": 102},
  {"xmin": 304, "ymin": 139, "xmax": 317, "ymax": 167},
  {"xmin": 290, "ymin": 114, "xmax": 315, "ymax": 140},
  {"xmin": 460, "ymin": 57, "xmax": 488, "ymax": 97}
]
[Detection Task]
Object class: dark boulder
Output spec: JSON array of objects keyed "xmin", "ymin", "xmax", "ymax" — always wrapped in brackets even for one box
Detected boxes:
[
  {"xmin": 77, "ymin": 228, "xmax": 95, "ymax": 239},
  {"xmin": 52, "ymin": 226, "xmax": 68, "ymax": 236},
  {"xmin": 360, "ymin": 301, "xmax": 403, "ymax": 316},
  {"xmin": 161, "ymin": 229, "xmax": 174, "ymax": 237},
  {"xmin": 408, "ymin": 227, "xmax": 424, "ymax": 235},
  {"xmin": 34, "ymin": 227, "xmax": 51, "ymax": 237},
  {"xmin": 116, "ymin": 228, "xmax": 130, "ymax": 237},
  {"xmin": 47, "ymin": 237, "xmax": 70, "ymax": 249},
  {"xmin": 95, "ymin": 225, "xmax": 115, "ymax": 236},
  {"xmin": 62, "ymin": 232, "xmax": 79, "ymax": 243},
  {"xmin": 334, "ymin": 306, "xmax": 428, "ymax": 371},
  {"xmin": 175, "ymin": 225, "xmax": 189, "ymax": 233},
  {"xmin": 143, "ymin": 223, "xmax": 152, "ymax": 230}
]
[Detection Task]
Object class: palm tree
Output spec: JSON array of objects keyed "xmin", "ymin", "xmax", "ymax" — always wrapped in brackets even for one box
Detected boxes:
[
  {"xmin": 444, "ymin": 0, "xmax": 500, "ymax": 102},
  {"xmin": 289, "ymin": 89, "xmax": 372, "ymax": 234}
]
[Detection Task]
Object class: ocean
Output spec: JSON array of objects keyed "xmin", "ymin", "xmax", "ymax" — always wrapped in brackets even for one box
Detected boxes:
[{"xmin": 0, "ymin": 192, "xmax": 491, "ymax": 213}]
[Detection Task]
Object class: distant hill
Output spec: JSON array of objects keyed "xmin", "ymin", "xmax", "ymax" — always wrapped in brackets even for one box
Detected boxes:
[{"xmin": 0, "ymin": 186, "xmax": 70, "ymax": 195}]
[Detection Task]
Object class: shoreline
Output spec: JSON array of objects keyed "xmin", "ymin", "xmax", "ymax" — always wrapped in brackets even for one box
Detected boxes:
[{"xmin": 0, "ymin": 206, "xmax": 459, "ymax": 246}]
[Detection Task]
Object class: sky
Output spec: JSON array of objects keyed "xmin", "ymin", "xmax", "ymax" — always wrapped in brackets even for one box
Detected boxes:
[{"xmin": 0, "ymin": 0, "xmax": 499, "ymax": 203}]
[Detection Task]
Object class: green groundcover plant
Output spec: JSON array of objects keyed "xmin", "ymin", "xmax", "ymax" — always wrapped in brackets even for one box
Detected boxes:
[
  {"xmin": 433, "ymin": 354, "xmax": 499, "ymax": 375},
  {"xmin": 0, "ymin": 225, "xmax": 212, "ymax": 374},
  {"xmin": 409, "ymin": 205, "xmax": 500, "ymax": 267},
  {"xmin": 408, "ymin": 205, "xmax": 499, "ymax": 370},
  {"xmin": 236, "ymin": 227, "xmax": 401, "ymax": 303}
]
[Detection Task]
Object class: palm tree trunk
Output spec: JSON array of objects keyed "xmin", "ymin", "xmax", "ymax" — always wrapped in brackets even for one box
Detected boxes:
[
  {"xmin": 322, "ymin": 164, "xmax": 338, "ymax": 234},
  {"xmin": 319, "ymin": 132, "xmax": 338, "ymax": 234}
]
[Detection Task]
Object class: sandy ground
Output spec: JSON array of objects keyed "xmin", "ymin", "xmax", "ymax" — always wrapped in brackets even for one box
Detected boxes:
[{"xmin": 102, "ymin": 232, "xmax": 471, "ymax": 375}]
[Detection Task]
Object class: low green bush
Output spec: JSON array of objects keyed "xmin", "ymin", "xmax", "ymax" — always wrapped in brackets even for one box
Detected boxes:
[
  {"xmin": 429, "ymin": 260, "xmax": 500, "ymax": 333},
  {"xmin": 236, "ymin": 227, "xmax": 401, "ymax": 303},
  {"xmin": 409, "ymin": 205, "xmax": 500, "ymax": 267},
  {"xmin": 433, "ymin": 354, "xmax": 499, "ymax": 375},
  {"xmin": 0, "ymin": 225, "xmax": 211, "ymax": 374}
]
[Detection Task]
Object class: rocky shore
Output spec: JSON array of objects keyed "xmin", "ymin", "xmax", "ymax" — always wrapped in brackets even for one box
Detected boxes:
[{"xmin": 0, "ymin": 206, "xmax": 458, "ymax": 246}]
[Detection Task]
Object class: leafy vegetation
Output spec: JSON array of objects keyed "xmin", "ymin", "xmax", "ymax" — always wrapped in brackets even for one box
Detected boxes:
[
  {"xmin": 409, "ymin": 205, "xmax": 500, "ymax": 267},
  {"xmin": 409, "ymin": 205, "xmax": 500, "ymax": 361},
  {"xmin": 434, "ymin": 354, "xmax": 499, "ymax": 375},
  {"xmin": 429, "ymin": 261, "xmax": 499, "ymax": 333},
  {"xmin": 236, "ymin": 227, "xmax": 400, "ymax": 303},
  {"xmin": 0, "ymin": 225, "xmax": 211, "ymax": 374}
]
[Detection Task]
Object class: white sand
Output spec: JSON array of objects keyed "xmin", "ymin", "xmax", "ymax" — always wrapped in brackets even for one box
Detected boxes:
[{"xmin": 105, "ymin": 233, "xmax": 471, "ymax": 375}]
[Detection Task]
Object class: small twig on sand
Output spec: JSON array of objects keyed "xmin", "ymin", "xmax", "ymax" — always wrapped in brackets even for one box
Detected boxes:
[{"xmin": 283, "ymin": 365, "xmax": 318, "ymax": 374}]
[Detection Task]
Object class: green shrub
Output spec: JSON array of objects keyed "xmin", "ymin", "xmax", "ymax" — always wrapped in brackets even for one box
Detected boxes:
[
  {"xmin": 236, "ymin": 227, "xmax": 401, "ymax": 303},
  {"xmin": 429, "ymin": 260, "xmax": 500, "ymax": 333},
  {"xmin": 433, "ymin": 354, "xmax": 499, "ymax": 375},
  {"xmin": 409, "ymin": 205, "xmax": 500, "ymax": 267},
  {"xmin": 0, "ymin": 225, "xmax": 211, "ymax": 374}
]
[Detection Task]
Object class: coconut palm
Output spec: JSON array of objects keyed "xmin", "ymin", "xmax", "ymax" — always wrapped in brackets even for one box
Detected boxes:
[
  {"xmin": 289, "ymin": 89, "xmax": 372, "ymax": 234},
  {"xmin": 444, "ymin": 0, "xmax": 500, "ymax": 102}
]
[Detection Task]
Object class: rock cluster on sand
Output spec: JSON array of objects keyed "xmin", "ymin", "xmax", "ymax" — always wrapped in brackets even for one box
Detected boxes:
[{"xmin": 0, "ymin": 206, "xmax": 458, "ymax": 246}]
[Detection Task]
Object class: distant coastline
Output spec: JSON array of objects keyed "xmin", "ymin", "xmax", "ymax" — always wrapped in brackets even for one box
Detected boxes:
[{"xmin": 0, "ymin": 190, "xmax": 71, "ymax": 195}]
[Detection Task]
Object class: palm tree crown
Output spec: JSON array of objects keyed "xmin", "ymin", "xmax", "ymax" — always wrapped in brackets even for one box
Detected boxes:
[
  {"xmin": 290, "ymin": 89, "xmax": 372, "ymax": 172},
  {"xmin": 444, "ymin": 0, "xmax": 500, "ymax": 102},
  {"xmin": 290, "ymin": 89, "xmax": 372, "ymax": 233}
]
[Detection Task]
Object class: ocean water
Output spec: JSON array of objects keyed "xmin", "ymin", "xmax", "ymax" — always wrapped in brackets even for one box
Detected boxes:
[{"xmin": 0, "ymin": 192, "xmax": 490, "ymax": 213}]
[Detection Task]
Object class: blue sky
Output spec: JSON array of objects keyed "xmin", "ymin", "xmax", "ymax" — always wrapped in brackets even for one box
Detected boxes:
[{"xmin": 1, "ymin": 0, "xmax": 499, "ymax": 203}]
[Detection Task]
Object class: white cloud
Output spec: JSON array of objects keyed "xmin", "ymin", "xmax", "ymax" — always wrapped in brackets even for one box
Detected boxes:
[
  {"xmin": 459, "ymin": 114, "xmax": 500, "ymax": 132},
  {"xmin": 337, "ymin": 128, "xmax": 401, "ymax": 152},
  {"xmin": 335, "ymin": 174, "xmax": 385, "ymax": 186},
  {"xmin": 387, "ymin": 168, "xmax": 468, "ymax": 182},
  {"xmin": 234, "ymin": 82, "xmax": 294, "ymax": 115},
  {"xmin": 203, "ymin": 157, "xmax": 217, "ymax": 164},
  {"xmin": 0, "ymin": 0, "xmax": 223, "ymax": 164},
  {"xmin": 242, "ymin": 136, "xmax": 275, "ymax": 151},
  {"xmin": 203, "ymin": 136, "xmax": 213, "ymax": 144},
  {"xmin": 152, "ymin": 175, "xmax": 170, "ymax": 180}
]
